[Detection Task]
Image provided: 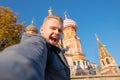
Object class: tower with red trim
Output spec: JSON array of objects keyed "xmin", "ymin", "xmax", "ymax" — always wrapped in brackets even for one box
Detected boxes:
[{"xmin": 63, "ymin": 12, "xmax": 97, "ymax": 76}]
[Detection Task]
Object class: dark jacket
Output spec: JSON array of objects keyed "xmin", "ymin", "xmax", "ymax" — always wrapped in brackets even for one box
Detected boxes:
[
  {"xmin": 45, "ymin": 42, "xmax": 70, "ymax": 80},
  {"xmin": 21, "ymin": 33, "xmax": 70, "ymax": 80},
  {"xmin": 0, "ymin": 35, "xmax": 70, "ymax": 80}
]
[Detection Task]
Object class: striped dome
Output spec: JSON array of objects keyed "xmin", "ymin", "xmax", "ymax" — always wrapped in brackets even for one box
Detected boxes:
[{"xmin": 63, "ymin": 18, "xmax": 77, "ymax": 30}]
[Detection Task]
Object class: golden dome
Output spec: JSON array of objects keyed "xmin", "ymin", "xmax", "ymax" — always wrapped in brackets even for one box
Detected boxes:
[{"xmin": 25, "ymin": 24, "xmax": 38, "ymax": 33}]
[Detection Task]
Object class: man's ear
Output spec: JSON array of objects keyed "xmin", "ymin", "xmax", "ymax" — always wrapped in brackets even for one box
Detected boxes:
[{"xmin": 40, "ymin": 26, "xmax": 44, "ymax": 34}]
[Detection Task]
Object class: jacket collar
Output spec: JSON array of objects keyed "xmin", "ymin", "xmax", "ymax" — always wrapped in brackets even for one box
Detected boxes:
[{"xmin": 47, "ymin": 43, "xmax": 69, "ymax": 67}]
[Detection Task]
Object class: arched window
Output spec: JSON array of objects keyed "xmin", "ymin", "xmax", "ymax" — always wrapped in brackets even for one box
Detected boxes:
[
  {"xmin": 106, "ymin": 58, "xmax": 110, "ymax": 64},
  {"xmin": 77, "ymin": 61, "xmax": 80, "ymax": 65},
  {"xmin": 73, "ymin": 61, "xmax": 76, "ymax": 66},
  {"xmin": 102, "ymin": 60, "xmax": 105, "ymax": 66},
  {"xmin": 83, "ymin": 61, "xmax": 85, "ymax": 65}
]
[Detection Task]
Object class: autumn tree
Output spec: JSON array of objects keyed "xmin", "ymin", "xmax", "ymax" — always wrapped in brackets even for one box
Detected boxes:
[{"xmin": 0, "ymin": 6, "xmax": 24, "ymax": 51}]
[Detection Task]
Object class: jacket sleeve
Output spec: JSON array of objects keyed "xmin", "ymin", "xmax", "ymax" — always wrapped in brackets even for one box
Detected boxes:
[{"xmin": 0, "ymin": 36, "xmax": 47, "ymax": 80}]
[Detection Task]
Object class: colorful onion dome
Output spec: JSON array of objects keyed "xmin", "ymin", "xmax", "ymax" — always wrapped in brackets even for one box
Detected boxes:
[{"xmin": 63, "ymin": 12, "xmax": 77, "ymax": 31}]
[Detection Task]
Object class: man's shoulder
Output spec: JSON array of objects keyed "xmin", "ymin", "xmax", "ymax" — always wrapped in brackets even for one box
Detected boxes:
[
  {"xmin": 31, "ymin": 35, "xmax": 46, "ymax": 41},
  {"xmin": 2, "ymin": 35, "xmax": 47, "ymax": 55}
]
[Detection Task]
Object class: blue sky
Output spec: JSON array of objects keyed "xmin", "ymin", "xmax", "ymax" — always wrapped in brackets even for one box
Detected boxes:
[{"xmin": 0, "ymin": 0, "xmax": 120, "ymax": 66}]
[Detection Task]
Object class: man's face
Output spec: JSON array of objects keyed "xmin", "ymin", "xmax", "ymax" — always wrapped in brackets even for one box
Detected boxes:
[{"xmin": 40, "ymin": 18, "xmax": 63, "ymax": 46}]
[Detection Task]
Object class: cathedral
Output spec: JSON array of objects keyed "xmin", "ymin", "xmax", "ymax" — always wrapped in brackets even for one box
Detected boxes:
[
  {"xmin": 58, "ymin": 8, "xmax": 119, "ymax": 76},
  {"xmin": 62, "ymin": 13, "xmax": 120, "ymax": 76}
]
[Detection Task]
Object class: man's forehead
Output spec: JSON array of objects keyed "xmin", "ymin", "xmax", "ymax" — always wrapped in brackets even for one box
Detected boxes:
[{"xmin": 44, "ymin": 20, "xmax": 63, "ymax": 26}]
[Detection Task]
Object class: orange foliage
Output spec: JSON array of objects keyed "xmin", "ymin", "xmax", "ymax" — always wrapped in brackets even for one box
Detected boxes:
[{"xmin": 0, "ymin": 6, "xmax": 24, "ymax": 51}]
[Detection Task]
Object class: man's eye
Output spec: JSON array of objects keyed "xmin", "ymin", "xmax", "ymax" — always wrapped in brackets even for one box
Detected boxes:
[{"xmin": 58, "ymin": 29, "xmax": 62, "ymax": 33}]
